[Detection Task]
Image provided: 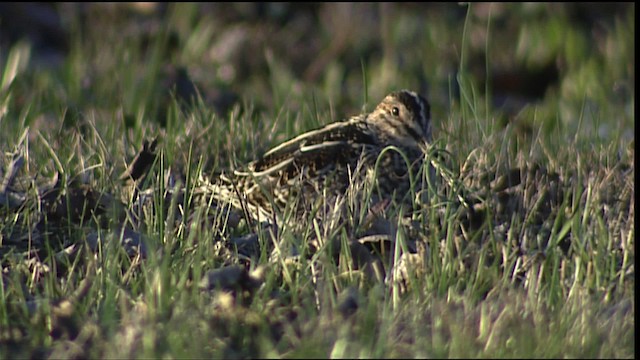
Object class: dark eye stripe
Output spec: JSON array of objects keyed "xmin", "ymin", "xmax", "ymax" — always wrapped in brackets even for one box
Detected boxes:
[
  {"xmin": 383, "ymin": 113, "xmax": 424, "ymax": 143},
  {"xmin": 402, "ymin": 120, "xmax": 424, "ymax": 143},
  {"xmin": 393, "ymin": 90, "xmax": 431, "ymax": 138},
  {"xmin": 395, "ymin": 91, "xmax": 423, "ymax": 118}
]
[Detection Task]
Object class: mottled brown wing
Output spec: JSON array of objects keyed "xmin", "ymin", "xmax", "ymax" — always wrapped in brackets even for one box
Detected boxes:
[
  {"xmin": 230, "ymin": 139, "xmax": 370, "ymax": 217},
  {"xmin": 249, "ymin": 120, "xmax": 375, "ymax": 174},
  {"xmin": 279, "ymin": 140, "xmax": 364, "ymax": 182}
]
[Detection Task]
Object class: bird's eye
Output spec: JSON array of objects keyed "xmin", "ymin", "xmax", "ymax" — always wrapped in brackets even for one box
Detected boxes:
[{"xmin": 391, "ymin": 106, "xmax": 400, "ymax": 116}]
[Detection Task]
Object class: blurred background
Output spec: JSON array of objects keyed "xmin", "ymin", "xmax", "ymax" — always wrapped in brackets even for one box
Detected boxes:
[{"xmin": 0, "ymin": 3, "xmax": 634, "ymax": 146}]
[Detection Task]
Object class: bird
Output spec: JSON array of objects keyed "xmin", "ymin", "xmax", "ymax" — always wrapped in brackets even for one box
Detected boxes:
[{"xmin": 206, "ymin": 90, "xmax": 433, "ymax": 224}]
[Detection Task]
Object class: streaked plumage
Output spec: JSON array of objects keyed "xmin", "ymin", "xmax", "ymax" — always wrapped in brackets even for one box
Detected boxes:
[{"xmin": 210, "ymin": 90, "xmax": 432, "ymax": 222}]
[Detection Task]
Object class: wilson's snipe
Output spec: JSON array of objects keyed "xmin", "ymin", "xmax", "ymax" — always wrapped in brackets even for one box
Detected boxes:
[{"xmin": 209, "ymin": 90, "xmax": 432, "ymax": 222}]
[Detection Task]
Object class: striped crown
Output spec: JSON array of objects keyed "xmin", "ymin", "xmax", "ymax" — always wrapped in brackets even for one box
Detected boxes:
[{"xmin": 366, "ymin": 89, "xmax": 432, "ymax": 148}]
